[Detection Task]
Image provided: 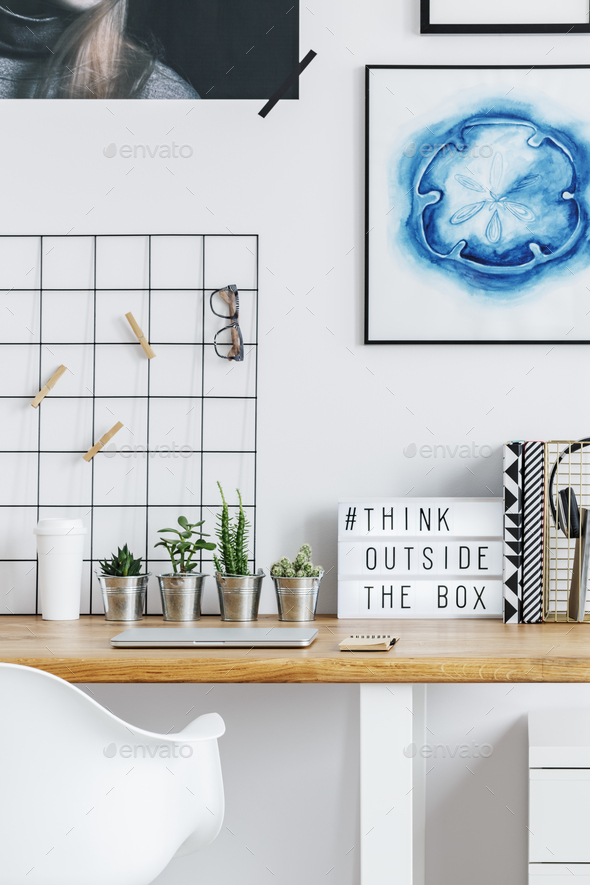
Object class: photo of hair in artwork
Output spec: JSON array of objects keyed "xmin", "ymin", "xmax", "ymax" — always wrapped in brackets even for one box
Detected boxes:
[{"xmin": 0, "ymin": 0, "xmax": 299, "ymax": 99}]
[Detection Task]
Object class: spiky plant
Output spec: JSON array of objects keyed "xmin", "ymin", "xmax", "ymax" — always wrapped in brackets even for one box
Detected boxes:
[
  {"xmin": 271, "ymin": 544, "xmax": 322, "ymax": 578},
  {"xmin": 155, "ymin": 516, "xmax": 216, "ymax": 574},
  {"xmin": 213, "ymin": 482, "xmax": 250, "ymax": 576},
  {"xmin": 99, "ymin": 544, "xmax": 143, "ymax": 577}
]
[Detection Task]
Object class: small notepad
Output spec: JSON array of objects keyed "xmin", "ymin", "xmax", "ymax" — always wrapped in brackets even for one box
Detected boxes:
[{"xmin": 339, "ymin": 634, "xmax": 398, "ymax": 652}]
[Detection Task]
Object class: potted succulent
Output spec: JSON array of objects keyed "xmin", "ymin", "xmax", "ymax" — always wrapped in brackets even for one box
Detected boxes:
[
  {"xmin": 270, "ymin": 544, "xmax": 324, "ymax": 621},
  {"xmin": 95, "ymin": 544, "xmax": 150, "ymax": 621},
  {"xmin": 155, "ymin": 516, "xmax": 216, "ymax": 621},
  {"xmin": 214, "ymin": 482, "xmax": 264, "ymax": 621}
]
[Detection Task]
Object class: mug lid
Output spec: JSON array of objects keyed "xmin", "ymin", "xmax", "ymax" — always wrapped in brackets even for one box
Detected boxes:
[{"xmin": 34, "ymin": 518, "xmax": 87, "ymax": 536}]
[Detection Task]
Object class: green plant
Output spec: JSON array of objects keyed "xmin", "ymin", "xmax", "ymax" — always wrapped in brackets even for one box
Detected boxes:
[
  {"xmin": 155, "ymin": 516, "xmax": 216, "ymax": 574},
  {"xmin": 271, "ymin": 543, "xmax": 322, "ymax": 578},
  {"xmin": 213, "ymin": 482, "xmax": 250, "ymax": 576},
  {"xmin": 99, "ymin": 544, "xmax": 143, "ymax": 577}
]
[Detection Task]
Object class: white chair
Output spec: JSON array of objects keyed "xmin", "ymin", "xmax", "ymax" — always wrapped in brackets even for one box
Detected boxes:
[{"xmin": 0, "ymin": 663, "xmax": 225, "ymax": 885}]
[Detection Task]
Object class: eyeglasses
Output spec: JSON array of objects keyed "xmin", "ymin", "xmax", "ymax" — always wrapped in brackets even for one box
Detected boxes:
[{"xmin": 210, "ymin": 284, "xmax": 244, "ymax": 362}]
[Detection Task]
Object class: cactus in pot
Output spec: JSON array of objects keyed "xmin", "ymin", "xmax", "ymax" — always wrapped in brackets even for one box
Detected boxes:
[
  {"xmin": 213, "ymin": 482, "xmax": 264, "ymax": 621},
  {"xmin": 95, "ymin": 544, "xmax": 150, "ymax": 622},
  {"xmin": 271, "ymin": 544, "xmax": 324, "ymax": 622}
]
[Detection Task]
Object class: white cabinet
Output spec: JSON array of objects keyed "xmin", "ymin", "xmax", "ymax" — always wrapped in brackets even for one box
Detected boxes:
[
  {"xmin": 530, "ymin": 865, "xmax": 590, "ymax": 884},
  {"xmin": 529, "ymin": 711, "xmax": 590, "ymax": 882},
  {"xmin": 530, "ymin": 770, "xmax": 590, "ymax": 862}
]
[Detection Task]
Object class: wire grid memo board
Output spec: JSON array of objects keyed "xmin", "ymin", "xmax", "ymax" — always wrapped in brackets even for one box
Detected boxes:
[
  {"xmin": 544, "ymin": 440, "xmax": 590, "ymax": 622},
  {"xmin": 0, "ymin": 233, "xmax": 258, "ymax": 616}
]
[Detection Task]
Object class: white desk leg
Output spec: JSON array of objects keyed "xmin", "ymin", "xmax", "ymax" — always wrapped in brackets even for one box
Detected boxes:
[
  {"xmin": 412, "ymin": 685, "xmax": 426, "ymax": 885},
  {"xmin": 360, "ymin": 684, "xmax": 426, "ymax": 885}
]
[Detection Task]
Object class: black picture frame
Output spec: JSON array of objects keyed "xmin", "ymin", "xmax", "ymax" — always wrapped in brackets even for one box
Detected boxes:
[
  {"xmin": 420, "ymin": 0, "xmax": 590, "ymax": 34},
  {"xmin": 364, "ymin": 64, "xmax": 590, "ymax": 345}
]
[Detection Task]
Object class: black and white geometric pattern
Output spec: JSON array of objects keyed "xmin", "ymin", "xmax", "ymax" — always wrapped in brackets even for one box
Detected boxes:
[
  {"xmin": 503, "ymin": 442, "xmax": 524, "ymax": 624},
  {"xmin": 522, "ymin": 441, "xmax": 545, "ymax": 624}
]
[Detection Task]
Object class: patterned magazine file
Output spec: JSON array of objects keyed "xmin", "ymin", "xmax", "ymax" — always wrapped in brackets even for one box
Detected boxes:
[
  {"xmin": 503, "ymin": 442, "xmax": 524, "ymax": 624},
  {"xmin": 337, "ymin": 498, "xmax": 503, "ymax": 619},
  {"xmin": 522, "ymin": 441, "xmax": 545, "ymax": 624}
]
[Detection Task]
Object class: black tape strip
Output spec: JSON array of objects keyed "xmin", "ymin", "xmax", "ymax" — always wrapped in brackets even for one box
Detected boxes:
[{"xmin": 258, "ymin": 49, "xmax": 317, "ymax": 118}]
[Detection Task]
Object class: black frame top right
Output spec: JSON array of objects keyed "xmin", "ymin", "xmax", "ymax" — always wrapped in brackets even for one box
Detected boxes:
[{"xmin": 420, "ymin": 0, "xmax": 590, "ymax": 34}]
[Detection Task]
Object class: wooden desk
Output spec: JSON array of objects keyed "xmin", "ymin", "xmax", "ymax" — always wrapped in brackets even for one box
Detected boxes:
[{"xmin": 1, "ymin": 615, "xmax": 589, "ymax": 682}]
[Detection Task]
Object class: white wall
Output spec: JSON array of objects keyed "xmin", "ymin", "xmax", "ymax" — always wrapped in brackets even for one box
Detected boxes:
[
  {"xmin": 425, "ymin": 684, "xmax": 590, "ymax": 885},
  {"xmin": 2, "ymin": 0, "xmax": 589, "ymax": 613},
  {"xmin": 81, "ymin": 683, "xmax": 359, "ymax": 884}
]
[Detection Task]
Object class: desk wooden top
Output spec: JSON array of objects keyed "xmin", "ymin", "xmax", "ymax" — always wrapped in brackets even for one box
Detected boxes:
[{"xmin": 1, "ymin": 615, "xmax": 590, "ymax": 683}]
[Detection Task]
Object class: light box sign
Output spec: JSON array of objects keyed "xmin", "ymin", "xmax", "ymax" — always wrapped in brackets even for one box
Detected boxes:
[{"xmin": 338, "ymin": 498, "xmax": 503, "ymax": 619}]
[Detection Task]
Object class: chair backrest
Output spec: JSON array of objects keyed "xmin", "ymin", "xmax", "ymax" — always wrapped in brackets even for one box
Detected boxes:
[{"xmin": 0, "ymin": 664, "xmax": 225, "ymax": 885}]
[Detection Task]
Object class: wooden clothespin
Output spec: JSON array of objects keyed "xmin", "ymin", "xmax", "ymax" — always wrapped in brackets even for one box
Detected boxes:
[
  {"xmin": 83, "ymin": 421, "xmax": 124, "ymax": 462},
  {"xmin": 125, "ymin": 312, "xmax": 156, "ymax": 359},
  {"xmin": 31, "ymin": 365, "xmax": 67, "ymax": 408}
]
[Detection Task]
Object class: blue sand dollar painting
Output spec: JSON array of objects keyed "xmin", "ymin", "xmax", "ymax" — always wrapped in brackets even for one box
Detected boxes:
[
  {"xmin": 367, "ymin": 67, "xmax": 590, "ymax": 342},
  {"xmin": 404, "ymin": 117, "xmax": 586, "ymax": 293}
]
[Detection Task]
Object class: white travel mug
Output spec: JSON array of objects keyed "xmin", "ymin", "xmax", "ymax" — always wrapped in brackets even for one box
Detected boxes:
[{"xmin": 34, "ymin": 518, "xmax": 87, "ymax": 620}]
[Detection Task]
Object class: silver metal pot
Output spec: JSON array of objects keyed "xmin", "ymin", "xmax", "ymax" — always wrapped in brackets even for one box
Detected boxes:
[
  {"xmin": 95, "ymin": 573, "xmax": 150, "ymax": 621},
  {"xmin": 215, "ymin": 570, "xmax": 265, "ymax": 621},
  {"xmin": 157, "ymin": 573, "xmax": 206, "ymax": 621},
  {"xmin": 272, "ymin": 572, "xmax": 323, "ymax": 621}
]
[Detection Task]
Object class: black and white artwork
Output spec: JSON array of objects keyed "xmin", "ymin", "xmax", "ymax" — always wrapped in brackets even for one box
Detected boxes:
[{"xmin": 0, "ymin": 0, "xmax": 299, "ymax": 99}]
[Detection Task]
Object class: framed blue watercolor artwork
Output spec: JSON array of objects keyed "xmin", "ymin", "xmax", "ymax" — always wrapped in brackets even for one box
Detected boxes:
[{"xmin": 365, "ymin": 65, "xmax": 590, "ymax": 343}]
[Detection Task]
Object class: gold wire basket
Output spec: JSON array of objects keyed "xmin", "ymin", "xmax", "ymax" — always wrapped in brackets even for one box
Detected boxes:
[{"xmin": 544, "ymin": 440, "xmax": 590, "ymax": 622}]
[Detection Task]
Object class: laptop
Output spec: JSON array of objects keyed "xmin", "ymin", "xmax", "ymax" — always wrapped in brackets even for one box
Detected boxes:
[{"xmin": 110, "ymin": 627, "xmax": 319, "ymax": 648}]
